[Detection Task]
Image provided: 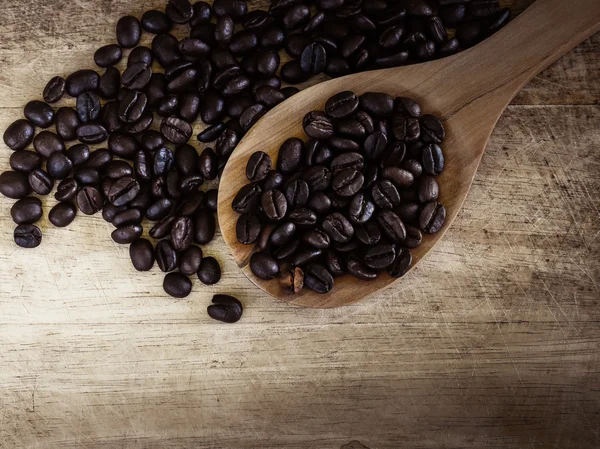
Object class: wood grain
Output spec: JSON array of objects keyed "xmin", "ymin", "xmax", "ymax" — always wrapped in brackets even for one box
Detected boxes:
[{"xmin": 0, "ymin": 1, "xmax": 599, "ymax": 448}]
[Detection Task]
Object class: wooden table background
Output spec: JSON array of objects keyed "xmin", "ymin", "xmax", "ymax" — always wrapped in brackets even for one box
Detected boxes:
[{"xmin": 0, "ymin": 1, "xmax": 598, "ymax": 448}]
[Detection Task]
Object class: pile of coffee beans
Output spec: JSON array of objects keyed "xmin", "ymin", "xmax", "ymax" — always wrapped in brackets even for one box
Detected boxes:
[
  {"xmin": 233, "ymin": 91, "xmax": 447, "ymax": 294},
  {"xmin": 1, "ymin": 0, "xmax": 511, "ymax": 313}
]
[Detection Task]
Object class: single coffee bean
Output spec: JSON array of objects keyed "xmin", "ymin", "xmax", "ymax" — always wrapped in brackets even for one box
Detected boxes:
[
  {"xmin": 108, "ymin": 176, "xmax": 140, "ymax": 206},
  {"xmin": 46, "ymin": 152, "xmax": 73, "ymax": 180},
  {"xmin": 170, "ymin": 216, "xmax": 194, "ymax": 251},
  {"xmin": 331, "ymin": 153, "xmax": 364, "ymax": 175},
  {"xmin": 270, "ymin": 222, "xmax": 295, "ymax": 247},
  {"xmin": 280, "ymin": 60, "xmax": 310, "ymax": 84},
  {"xmin": 325, "ymin": 91, "xmax": 359, "ymax": 119},
  {"xmin": 153, "ymin": 147, "xmax": 175, "ymax": 177},
  {"xmin": 260, "ymin": 25, "xmax": 285, "ymax": 49},
  {"xmin": 284, "ymin": 179, "xmax": 309, "ymax": 207},
  {"xmin": 403, "ymin": 224, "xmax": 423, "ymax": 248},
  {"xmin": 322, "ymin": 212, "xmax": 354, "ymax": 243},
  {"xmin": 395, "ymin": 202, "xmax": 421, "ymax": 225},
  {"xmin": 229, "ymin": 30, "xmax": 258, "ymax": 55},
  {"xmin": 400, "ymin": 159, "xmax": 423, "ymax": 179},
  {"xmin": 163, "ymin": 272, "xmax": 193, "ymax": 298},
  {"xmin": 124, "ymin": 113, "xmax": 153, "ymax": 135},
  {"xmin": 207, "ymin": 294, "xmax": 243, "ymax": 323},
  {"xmin": 33, "ymin": 131, "xmax": 65, "ymax": 158},
  {"xmin": 197, "ymin": 148, "xmax": 218, "ymax": 180},
  {"xmin": 303, "ymin": 165, "xmax": 331, "ymax": 192},
  {"xmin": 274, "ymin": 239, "xmax": 299, "ymax": 260},
  {"xmin": 66, "ymin": 144, "xmax": 90, "ymax": 166},
  {"xmin": 111, "ymin": 224, "xmax": 143, "ymax": 244},
  {"xmin": 166, "ymin": 0, "xmax": 194, "ymax": 24},
  {"xmin": 243, "ymin": 9, "xmax": 270, "ymax": 30},
  {"xmin": 277, "ymin": 138, "xmax": 304, "ymax": 174},
  {"xmin": 246, "ymin": 151, "xmax": 272, "ymax": 182},
  {"xmin": 100, "ymin": 101, "xmax": 122, "ymax": 133},
  {"xmin": 104, "ymin": 160, "xmax": 133, "ymax": 179},
  {"xmin": 215, "ymin": 15, "xmax": 235, "ymax": 46},
  {"xmin": 262, "ymin": 171, "xmax": 283, "ymax": 191},
  {"xmin": 261, "ymin": 189, "xmax": 288, "ymax": 221},
  {"xmin": 417, "ymin": 176, "xmax": 440, "ymax": 203},
  {"xmin": 173, "ymin": 145, "xmax": 197, "ymax": 177},
  {"xmin": 257, "ymin": 223, "xmax": 274, "ymax": 249},
  {"xmin": 232, "ymin": 182, "xmax": 262, "ymax": 214},
  {"xmin": 76, "ymin": 186, "xmax": 103, "ymax": 215},
  {"xmin": 359, "ymin": 92, "xmax": 394, "ymax": 117},
  {"xmin": 334, "ymin": 119, "xmax": 366, "ymax": 140},
  {"xmin": 3, "ymin": 119, "xmax": 35, "ymax": 151},
  {"xmin": 193, "ymin": 209, "xmax": 216, "ymax": 244},
  {"xmin": 302, "ymin": 229, "xmax": 330, "ymax": 249},
  {"xmin": 118, "ymin": 91, "xmax": 147, "ymax": 124},
  {"xmin": 10, "ymin": 150, "xmax": 42, "ymax": 173},
  {"xmin": 307, "ymin": 191, "xmax": 332, "ymax": 216},
  {"xmin": 43, "ymin": 76, "xmax": 66, "ymax": 103},
  {"xmin": 303, "ymin": 111, "xmax": 334, "ymax": 139},
  {"xmin": 291, "ymin": 247, "xmax": 322, "ymax": 266},
  {"xmin": 376, "ymin": 209, "xmax": 406, "ymax": 242},
  {"xmin": 146, "ymin": 198, "xmax": 173, "ymax": 221},
  {"xmin": 348, "ymin": 192, "xmax": 375, "ymax": 224},
  {"xmin": 178, "ymin": 92, "xmax": 201, "ymax": 122},
  {"xmin": 0, "ymin": 171, "xmax": 32, "ymax": 199},
  {"xmin": 254, "ymin": 86, "xmax": 285, "ymax": 108},
  {"xmin": 215, "ymin": 127, "xmax": 239, "ymax": 158},
  {"xmin": 420, "ymin": 114, "xmax": 446, "ymax": 143},
  {"xmin": 10, "ymin": 197, "xmax": 42, "ymax": 225},
  {"xmin": 109, "ymin": 207, "xmax": 141, "ymax": 228},
  {"xmin": 198, "ymin": 123, "xmax": 226, "ymax": 143},
  {"xmin": 76, "ymin": 124, "xmax": 108, "ymax": 144},
  {"xmin": 364, "ymin": 244, "xmax": 396, "ymax": 270},
  {"xmin": 239, "ymin": 103, "xmax": 266, "ymax": 131},
  {"xmin": 236, "ymin": 213, "xmax": 261, "ymax": 244},
  {"xmin": 156, "ymin": 239, "xmax": 178, "ymax": 272},
  {"xmin": 122, "ymin": 62, "xmax": 152, "ymax": 90},
  {"xmin": 141, "ymin": 10, "xmax": 172, "ymax": 34},
  {"xmin": 179, "ymin": 246, "xmax": 203, "ymax": 276},
  {"xmin": 328, "ymin": 137, "xmax": 360, "ymax": 152},
  {"xmin": 382, "ymin": 167, "xmax": 414, "ymax": 189},
  {"xmin": 422, "ymin": 144, "xmax": 445, "ymax": 175},
  {"xmin": 141, "ymin": 130, "xmax": 164, "ymax": 152},
  {"xmin": 48, "ymin": 202, "xmax": 76, "ymax": 227},
  {"xmin": 128, "ymin": 238, "xmax": 155, "ymax": 271},
  {"xmin": 388, "ymin": 247, "xmax": 412, "ymax": 278},
  {"xmin": 332, "ymin": 169, "xmax": 364, "ymax": 197},
  {"xmin": 197, "ymin": 256, "xmax": 221, "ymax": 285},
  {"xmin": 289, "ymin": 208, "xmax": 317, "ymax": 227},
  {"xmin": 250, "ymin": 251, "xmax": 280, "ymax": 280},
  {"xmin": 54, "ymin": 108, "xmax": 80, "ymax": 142},
  {"xmin": 152, "ymin": 33, "xmax": 182, "ymax": 67},
  {"xmin": 65, "ymin": 70, "xmax": 100, "ymax": 96},
  {"xmin": 372, "ymin": 180, "xmax": 401, "ymax": 209},
  {"xmin": 94, "ymin": 44, "xmax": 122, "ymax": 68},
  {"xmin": 355, "ymin": 221, "xmax": 381, "ymax": 245},
  {"xmin": 98, "ymin": 67, "xmax": 121, "ymax": 99},
  {"xmin": 157, "ymin": 95, "xmax": 179, "ymax": 117},
  {"xmin": 161, "ymin": 116, "xmax": 192, "ymax": 144},
  {"xmin": 150, "ymin": 215, "xmax": 176, "ymax": 239},
  {"xmin": 363, "ymin": 132, "xmax": 388, "ymax": 161},
  {"xmin": 55, "ymin": 177, "xmax": 79, "ymax": 201},
  {"xmin": 24, "ymin": 100, "xmax": 54, "ymax": 128},
  {"xmin": 14, "ymin": 224, "xmax": 42, "ymax": 248},
  {"xmin": 325, "ymin": 250, "xmax": 345, "ymax": 277},
  {"xmin": 304, "ymin": 264, "xmax": 334, "ymax": 294},
  {"xmin": 127, "ymin": 46, "xmax": 154, "ymax": 68},
  {"xmin": 420, "ymin": 201, "xmax": 446, "ymax": 234},
  {"xmin": 300, "ymin": 42, "xmax": 327, "ymax": 74},
  {"xmin": 280, "ymin": 266, "xmax": 304, "ymax": 294},
  {"xmin": 116, "ymin": 16, "xmax": 141, "ymax": 48},
  {"xmin": 346, "ymin": 259, "xmax": 377, "ymax": 281}
]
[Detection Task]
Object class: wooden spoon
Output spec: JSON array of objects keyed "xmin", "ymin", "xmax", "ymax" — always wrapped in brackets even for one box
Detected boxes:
[{"xmin": 218, "ymin": 0, "xmax": 600, "ymax": 308}]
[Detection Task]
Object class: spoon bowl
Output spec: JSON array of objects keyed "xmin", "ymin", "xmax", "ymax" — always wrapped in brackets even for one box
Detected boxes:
[{"xmin": 218, "ymin": 0, "xmax": 600, "ymax": 308}]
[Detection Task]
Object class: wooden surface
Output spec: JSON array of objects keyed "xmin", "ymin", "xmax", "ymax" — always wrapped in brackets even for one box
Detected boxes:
[
  {"xmin": 219, "ymin": 0, "xmax": 600, "ymax": 308},
  {"xmin": 0, "ymin": 0, "xmax": 599, "ymax": 447}
]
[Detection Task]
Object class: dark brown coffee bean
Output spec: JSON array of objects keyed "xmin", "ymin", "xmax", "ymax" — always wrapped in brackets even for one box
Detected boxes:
[
  {"xmin": 10, "ymin": 150, "xmax": 42, "ymax": 173},
  {"xmin": 197, "ymin": 148, "xmax": 217, "ymax": 180},
  {"xmin": 250, "ymin": 251, "xmax": 279, "ymax": 280},
  {"xmin": 289, "ymin": 208, "xmax": 317, "ymax": 227},
  {"xmin": 236, "ymin": 213, "xmax": 261, "ymax": 244},
  {"xmin": 215, "ymin": 128, "xmax": 239, "ymax": 158},
  {"xmin": 141, "ymin": 10, "xmax": 172, "ymax": 34},
  {"xmin": 94, "ymin": 44, "xmax": 122, "ymax": 68},
  {"xmin": 420, "ymin": 114, "xmax": 446, "ymax": 143},
  {"xmin": 76, "ymin": 186, "xmax": 103, "ymax": 215},
  {"xmin": 355, "ymin": 221, "xmax": 381, "ymax": 245},
  {"xmin": 156, "ymin": 239, "xmax": 178, "ymax": 272},
  {"xmin": 348, "ymin": 192, "xmax": 375, "ymax": 224},
  {"xmin": 33, "ymin": 131, "xmax": 65, "ymax": 158},
  {"xmin": 245, "ymin": 151, "xmax": 271, "ymax": 182},
  {"xmin": 291, "ymin": 247, "xmax": 322, "ymax": 266},
  {"xmin": 118, "ymin": 91, "xmax": 147, "ymax": 124},
  {"xmin": 166, "ymin": 0, "xmax": 194, "ymax": 24},
  {"xmin": 200, "ymin": 90, "xmax": 226, "ymax": 124},
  {"xmin": 3, "ymin": 119, "xmax": 35, "ymax": 151},
  {"xmin": 263, "ymin": 171, "xmax": 284, "ymax": 191},
  {"xmin": 439, "ymin": 4, "xmax": 466, "ymax": 27},
  {"xmin": 48, "ymin": 202, "xmax": 76, "ymax": 227},
  {"xmin": 261, "ymin": 189, "xmax": 287, "ymax": 221},
  {"xmin": 10, "ymin": 197, "xmax": 42, "ymax": 225},
  {"xmin": 65, "ymin": 70, "xmax": 100, "ymax": 96},
  {"xmin": 303, "ymin": 111, "xmax": 334, "ymax": 139},
  {"xmin": 302, "ymin": 229, "xmax": 330, "ymax": 249},
  {"xmin": 108, "ymin": 176, "xmax": 140, "ymax": 206},
  {"xmin": 239, "ymin": 104, "xmax": 266, "ymax": 131},
  {"xmin": 284, "ymin": 179, "xmax": 309, "ymax": 207},
  {"xmin": 346, "ymin": 259, "xmax": 377, "ymax": 281},
  {"xmin": 122, "ymin": 62, "xmax": 152, "ymax": 90},
  {"xmin": 197, "ymin": 123, "xmax": 225, "ymax": 143},
  {"xmin": 422, "ymin": 144, "xmax": 444, "ymax": 175},
  {"xmin": 160, "ymin": 116, "xmax": 192, "ymax": 144},
  {"xmin": 325, "ymin": 251, "xmax": 344, "ymax": 277},
  {"xmin": 300, "ymin": 42, "xmax": 327, "ymax": 74},
  {"xmin": 417, "ymin": 176, "xmax": 439, "ymax": 203},
  {"xmin": 43, "ymin": 76, "xmax": 66, "ymax": 103},
  {"xmin": 364, "ymin": 244, "xmax": 395, "ymax": 270},
  {"xmin": 328, "ymin": 137, "xmax": 360, "ymax": 152},
  {"xmin": 28, "ymin": 169, "xmax": 53, "ymax": 195},
  {"xmin": 214, "ymin": 15, "xmax": 235, "ymax": 46},
  {"xmin": 280, "ymin": 266, "xmax": 304, "ymax": 294},
  {"xmin": 193, "ymin": 209, "xmax": 216, "ymax": 244},
  {"xmin": 304, "ymin": 264, "xmax": 334, "ymax": 294},
  {"xmin": 55, "ymin": 177, "xmax": 79, "ymax": 201},
  {"xmin": 66, "ymin": 144, "xmax": 90, "ymax": 167},
  {"xmin": 207, "ymin": 294, "xmax": 243, "ymax": 323},
  {"xmin": 274, "ymin": 239, "xmax": 299, "ymax": 260},
  {"xmin": 270, "ymin": 222, "xmax": 296, "ymax": 246},
  {"xmin": 280, "ymin": 60, "xmax": 310, "ymax": 84},
  {"xmin": 372, "ymin": 180, "xmax": 401, "ymax": 209},
  {"xmin": 76, "ymin": 124, "xmax": 108, "ymax": 144},
  {"xmin": 376, "ymin": 209, "xmax": 406, "ymax": 242},
  {"xmin": 307, "ymin": 191, "xmax": 332, "ymax": 215},
  {"xmin": 112, "ymin": 208, "xmax": 142, "ymax": 227},
  {"xmin": 395, "ymin": 202, "xmax": 421, "ymax": 224},
  {"xmin": 322, "ymin": 212, "xmax": 354, "ymax": 243},
  {"xmin": 303, "ymin": 165, "xmax": 331, "ymax": 192},
  {"xmin": 170, "ymin": 216, "xmax": 193, "ymax": 251},
  {"xmin": 46, "ymin": 152, "xmax": 73, "ymax": 180},
  {"xmin": 24, "ymin": 101, "xmax": 54, "ymax": 128},
  {"xmin": 363, "ymin": 132, "xmax": 388, "ymax": 161},
  {"xmin": 178, "ymin": 246, "xmax": 203, "ymax": 276},
  {"xmin": 116, "ymin": 16, "xmax": 141, "ymax": 48},
  {"xmin": 14, "ymin": 224, "xmax": 42, "ymax": 248},
  {"xmin": 128, "ymin": 238, "xmax": 155, "ymax": 272},
  {"xmin": 382, "ymin": 167, "xmax": 414, "ymax": 189},
  {"xmin": 388, "ymin": 247, "xmax": 412, "ymax": 278},
  {"xmin": 359, "ymin": 92, "xmax": 394, "ymax": 117},
  {"xmin": 111, "ymin": 224, "xmax": 143, "ymax": 244},
  {"xmin": 277, "ymin": 138, "xmax": 304, "ymax": 174},
  {"xmin": 420, "ymin": 201, "xmax": 446, "ymax": 234},
  {"xmin": 232, "ymin": 182, "xmax": 261, "ymax": 214},
  {"xmin": 332, "ymin": 169, "xmax": 364, "ymax": 197}
]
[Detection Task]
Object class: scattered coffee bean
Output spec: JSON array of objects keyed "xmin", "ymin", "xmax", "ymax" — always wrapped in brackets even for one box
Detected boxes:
[
  {"xmin": 14, "ymin": 224, "xmax": 42, "ymax": 248},
  {"xmin": 49, "ymin": 202, "xmax": 77, "ymax": 227},
  {"xmin": 163, "ymin": 272, "xmax": 193, "ymax": 298},
  {"xmin": 10, "ymin": 197, "xmax": 42, "ymax": 225},
  {"xmin": 207, "ymin": 294, "xmax": 243, "ymax": 323},
  {"xmin": 197, "ymin": 256, "xmax": 221, "ymax": 285}
]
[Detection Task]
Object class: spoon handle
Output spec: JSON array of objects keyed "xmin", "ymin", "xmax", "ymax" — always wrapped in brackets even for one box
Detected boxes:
[{"xmin": 437, "ymin": 0, "xmax": 600, "ymax": 118}]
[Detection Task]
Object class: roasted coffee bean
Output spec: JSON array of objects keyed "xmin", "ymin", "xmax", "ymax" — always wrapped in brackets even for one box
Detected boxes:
[
  {"xmin": 47, "ymin": 152, "xmax": 73, "ymax": 180},
  {"xmin": 85, "ymin": 149, "xmax": 112, "ymax": 170},
  {"xmin": 328, "ymin": 137, "xmax": 360, "ymax": 152},
  {"xmin": 0, "ymin": 171, "xmax": 31, "ymax": 199},
  {"xmin": 163, "ymin": 272, "xmax": 192, "ymax": 298},
  {"xmin": 402, "ymin": 224, "xmax": 422, "ymax": 248},
  {"xmin": 280, "ymin": 266, "xmax": 304, "ymax": 294},
  {"xmin": 304, "ymin": 264, "xmax": 334, "ymax": 294},
  {"xmin": 116, "ymin": 15, "xmax": 141, "ymax": 48},
  {"xmin": 260, "ymin": 25, "xmax": 285, "ymax": 49},
  {"xmin": 48, "ymin": 202, "xmax": 76, "ymax": 227},
  {"xmin": 100, "ymin": 101, "xmax": 122, "ymax": 133},
  {"xmin": 291, "ymin": 247, "xmax": 322, "ymax": 266},
  {"xmin": 262, "ymin": 171, "xmax": 283, "ymax": 191},
  {"xmin": 213, "ymin": 0, "xmax": 247, "ymax": 18},
  {"xmin": 152, "ymin": 33, "xmax": 182, "ymax": 67},
  {"xmin": 372, "ymin": 180, "xmax": 401, "ymax": 209},
  {"xmin": 303, "ymin": 165, "xmax": 331, "ymax": 192},
  {"xmin": 346, "ymin": 259, "xmax": 377, "ymax": 281},
  {"xmin": 236, "ymin": 213, "xmax": 261, "ymax": 244},
  {"xmin": 153, "ymin": 147, "xmax": 174, "ymax": 177},
  {"xmin": 215, "ymin": 128, "xmax": 239, "ymax": 158},
  {"xmin": 108, "ymin": 176, "xmax": 139, "ymax": 206},
  {"xmin": 229, "ymin": 30, "xmax": 258, "ymax": 55},
  {"xmin": 254, "ymin": 86, "xmax": 285, "ymax": 108},
  {"xmin": 215, "ymin": 15, "xmax": 235, "ymax": 46},
  {"xmin": 325, "ymin": 91, "xmax": 359, "ymax": 119},
  {"xmin": 363, "ymin": 132, "xmax": 388, "ymax": 161},
  {"xmin": 65, "ymin": 70, "xmax": 99, "ymax": 96},
  {"xmin": 322, "ymin": 212, "xmax": 354, "ymax": 243},
  {"xmin": 246, "ymin": 151, "xmax": 271, "ymax": 182},
  {"xmin": 166, "ymin": 0, "xmax": 193, "ymax": 24},
  {"xmin": 24, "ymin": 101, "xmax": 54, "ymax": 128},
  {"xmin": 122, "ymin": 62, "xmax": 152, "ymax": 90},
  {"xmin": 270, "ymin": 222, "xmax": 295, "ymax": 246},
  {"xmin": 76, "ymin": 186, "xmax": 103, "ymax": 215},
  {"xmin": 200, "ymin": 90, "xmax": 227, "ymax": 124},
  {"xmin": 156, "ymin": 239, "xmax": 178, "ymax": 272},
  {"xmin": 111, "ymin": 224, "xmax": 143, "ymax": 244},
  {"xmin": 382, "ymin": 167, "xmax": 414, "ymax": 188},
  {"xmin": 289, "ymin": 208, "xmax": 317, "ymax": 227},
  {"xmin": 284, "ymin": 179, "xmax": 309, "ymax": 207},
  {"xmin": 334, "ymin": 119, "xmax": 366, "ymax": 140},
  {"xmin": 98, "ymin": 67, "xmax": 121, "ymax": 99},
  {"xmin": 420, "ymin": 201, "xmax": 446, "ymax": 234},
  {"xmin": 198, "ymin": 123, "xmax": 226, "ymax": 143},
  {"xmin": 108, "ymin": 133, "xmax": 138, "ymax": 159},
  {"xmin": 420, "ymin": 114, "xmax": 446, "ymax": 143},
  {"xmin": 193, "ymin": 209, "xmax": 216, "ymax": 244},
  {"xmin": 239, "ymin": 104, "xmax": 266, "ymax": 131},
  {"xmin": 177, "ymin": 246, "xmax": 202, "ymax": 276},
  {"xmin": 196, "ymin": 147, "xmax": 217, "ymax": 180},
  {"xmin": 160, "ymin": 116, "xmax": 192, "ymax": 144},
  {"xmin": 280, "ymin": 60, "xmax": 310, "ymax": 84},
  {"xmin": 417, "ymin": 176, "xmax": 439, "ymax": 203},
  {"xmin": 324, "ymin": 250, "xmax": 344, "ymax": 277},
  {"xmin": 422, "ymin": 144, "xmax": 444, "ymax": 175},
  {"xmin": 283, "ymin": 4, "xmax": 310, "ymax": 28},
  {"xmin": 395, "ymin": 202, "xmax": 421, "ymax": 225},
  {"xmin": 66, "ymin": 144, "xmax": 90, "ymax": 166},
  {"xmin": 302, "ymin": 229, "xmax": 330, "ymax": 250},
  {"xmin": 33, "ymin": 131, "xmax": 65, "ymax": 158},
  {"xmin": 348, "ymin": 192, "xmax": 375, "ymax": 224},
  {"xmin": 307, "ymin": 191, "xmax": 332, "ymax": 216},
  {"xmin": 207, "ymin": 294, "xmax": 243, "ymax": 323},
  {"xmin": 400, "ymin": 159, "xmax": 423, "ymax": 179},
  {"xmin": 141, "ymin": 10, "xmax": 172, "ymax": 34},
  {"xmin": 127, "ymin": 238, "xmax": 154, "ymax": 272},
  {"xmin": 261, "ymin": 189, "xmax": 287, "ymax": 221},
  {"xmin": 94, "ymin": 44, "xmax": 122, "ymax": 68},
  {"xmin": 300, "ymin": 42, "xmax": 327, "ymax": 74},
  {"xmin": 124, "ymin": 113, "xmax": 153, "ymax": 135},
  {"xmin": 243, "ymin": 9, "xmax": 270, "ymax": 30},
  {"xmin": 3, "ymin": 119, "xmax": 35, "ymax": 151},
  {"xmin": 76, "ymin": 124, "xmax": 108, "ymax": 144},
  {"xmin": 232, "ymin": 182, "xmax": 261, "ymax": 214},
  {"xmin": 332, "ymin": 169, "xmax": 364, "ymax": 197},
  {"xmin": 10, "ymin": 150, "xmax": 42, "ymax": 173},
  {"xmin": 127, "ymin": 47, "xmax": 154, "ymax": 69},
  {"xmin": 388, "ymin": 247, "xmax": 412, "ymax": 278},
  {"xmin": 111, "ymin": 208, "xmax": 142, "ymax": 227},
  {"xmin": 55, "ymin": 177, "xmax": 79, "ymax": 201},
  {"xmin": 355, "ymin": 221, "xmax": 381, "ymax": 246},
  {"xmin": 359, "ymin": 92, "xmax": 394, "ymax": 117},
  {"xmin": 157, "ymin": 95, "xmax": 179, "ymax": 117},
  {"xmin": 376, "ymin": 209, "xmax": 406, "ymax": 242},
  {"xmin": 118, "ymin": 91, "xmax": 147, "ymax": 124},
  {"xmin": 364, "ymin": 244, "xmax": 396, "ymax": 270},
  {"xmin": 170, "ymin": 216, "xmax": 193, "ymax": 251},
  {"xmin": 150, "ymin": 215, "xmax": 176, "ymax": 239},
  {"xmin": 303, "ymin": 112, "xmax": 334, "ymax": 139},
  {"xmin": 10, "ymin": 197, "xmax": 42, "ymax": 225},
  {"xmin": 277, "ymin": 138, "xmax": 304, "ymax": 174},
  {"xmin": 145, "ymin": 198, "xmax": 172, "ymax": 221},
  {"xmin": 178, "ymin": 92, "xmax": 201, "ymax": 122},
  {"xmin": 274, "ymin": 239, "xmax": 299, "ymax": 260},
  {"xmin": 197, "ymin": 256, "xmax": 221, "ymax": 285},
  {"xmin": 250, "ymin": 251, "xmax": 280, "ymax": 280},
  {"xmin": 43, "ymin": 76, "xmax": 66, "ymax": 104},
  {"xmin": 14, "ymin": 224, "xmax": 42, "ymax": 248}
]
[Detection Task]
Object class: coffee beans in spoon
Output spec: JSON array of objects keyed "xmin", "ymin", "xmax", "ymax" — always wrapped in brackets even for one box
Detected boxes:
[
  {"xmin": 0, "ymin": 0, "xmax": 511, "ymax": 310},
  {"xmin": 233, "ymin": 91, "xmax": 447, "ymax": 294}
]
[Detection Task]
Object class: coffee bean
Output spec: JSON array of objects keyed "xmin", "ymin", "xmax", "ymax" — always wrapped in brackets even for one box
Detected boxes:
[
  {"xmin": 274, "ymin": 239, "xmax": 299, "ymax": 260},
  {"xmin": 376, "ymin": 210, "xmax": 406, "ymax": 242},
  {"xmin": 153, "ymin": 147, "xmax": 174, "ymax": 177},
  {"xmin": 307, "ymin": 191, "xmax": 332, "ymax": 216},
  {"xmin": 388, "ymin": 247, "xmax": 412, "ymax": 278},
  {"xmin": 382, "ymin": 167, "xmax": 414, "ymax": 189},
  {"xmin": 116, "ymin": 16, "xmax": 141, "ymax": 48},
  {"xmin": 280, "ymin": 266, "xmax": 304, "ymax": 294},
  {"xmin": 250, "ymin": 251, "xmax": 280, "ymax": 280},
  {"xmin": 176, "ymin": 246, "xmax": 202, "ymax": 276},
  {"xmin": 395, "ymin": 202, "xmax": 421, "ymax": 225},
  {"xmin": 303, "ymin": 112, "xmax": 334, "ymax": 139},
  {"xmin": 208, "ymin": 294, "xmax": 243, "ymax": 323},
  {"xmin": 0, "ymin": 170, "xmax": 31, "ymax": 199},
  {"xmin": 197, "ymin": 256, "xmax": 221, "ymax": 285},
  {"xmin": 193, "ymin": 209, "xmax": 216, "ymax": 244},
  {"xmin": 10, "ymin": 150, "xmax": 42, "ymax": 173},
  {"xmin": 43, "ymin": 76, "xmax": 66, "ymax": 104},
  {"xmin": 108, "ymin": 176, "xmax": 140, "ymax": 207},
  {"xmin": 325, "ymin": 91, "xmax": 359, "ymax": 119},
  {"xmin": 277, "ymin": 138, "xmax": 304, "ymax": 174},
  {"xmin": 111, "ymin": 224, "xmax": 143, "ymax": 244},
  {"xmin": 236, "ymin": 214, "xmax": 261, "ymax": 244},
  {"xmin": 347, "ymin": 259, "xmax": 377, "ymax": 281},
  {"xmin": 261, "ymin": 189, "xmax": 287, "ymax": 221},
  {"xmin": 122, "ymin": 62, "xmax": 152, "ymax": 90},
  {"xmin": 156, "ymin": 239, "xmax": 178, "ymax": 272},
  {"xmin": 417, "ymin": 176, "xmax": 439, "ymax": 203},
  {"xmin": 245, "ymin": 151, "xmax": 271, "ymax": 182},
  {"xmin": 76, "ymin": 124, "xmax": 108, "ymax": 144},
  {"xmin": 355, "ymin": 221, "xmax": 381, "ymax": 246},
  {"xmin": 300, "ymin": 42, "xmax": 327, "ymax": 74},
  {"xmin": 371, "ymin": 180, "xmax": 401, "ymax": 209},
  {"xmin": 302, "ymin": 229, "xmax": 330, "ymax": 249},
  {"xmin": 239, "ymin": 103, "xmax": 266, "ymax": 131},
  {"xmin": 10, "ymin": 197, "xmax": 42, "ymax": 225},
  {"xmin": 304, "ymin": 264, "xmax": 334, "ymax": 294},
  {"xmin": 94, "ymin": 44, "xmax": 122, "ymax": 68},
  {"xmin": 47, "ymin": 152, "xmax": 73, "ymax": 180},
  {"xmin": 97, "ymin": 67, "xmax": 121, "ymax": 99},
  {"xmin": 364, "ymin": 132, "xmax": 388, "ymax": 161},
  {"xmin": 118, "ymin": 91, "xmax": 147, "ymax": 124},
  {"xmin": 422, "ymin": 144, "xmax": 444, "ymax": 175},
  {"xmin": 283, "ymin": 4, "xmax": 310, "ymax": 28},
  {"xmin": 3, "ymin": 119, "xmax": 34, "ymax": 151},
  {"xmin": 270, "ymin": 222, "xmax": 295, "ymax": 247},
  {"xmin": 66, "ymin": 144, "xmax": 90, "ymax": 166},
  {"xmin": 150, "ymin": 215, "xmax": 176, "ymax": 239},
  {"xmin": 14, "ymin": 224, "xmax": 42, "ymax": 248},
  {"xmin": 348, "ymin": 192, "xmax": 375, "ymax": 224},
  {"xmin": 289, "ymin": 208, "xmax": 317, "ymax": 227},
  {"xmin": 215, "ymin": 128, "xmax": 239, "ymax": 158},
  {"xmin": 141, "ymin": 10, "xmax": 172, "ymax": 34},
  {"xmin": 359, "ymin": 92, "xmax": 394, "ymax": 117},
  {"xmin": 322, "ymin": 212, "xmax": 354, "ymax": 243},
  {"xmin": 104, "ymin": 160, "xmax": 133, "ymax": 179},
  {"xmin": 197, "ymin": 123, "xmax": 226, "ymax": 143},
  {"xmin": 76, "ymin": 186, "xmax": 103, "ymax": 215},
  {"xmin": 126, "ymin": 238, "xmax": 154, "ymax": 272},
  {"xmin": 284, "ymin": 179, "xmax": 309, "ymax": 208},
  {"xmin": 160, "ymin": 116, "xmax": 192, "ymax": 144},
  {"xmin": 24, "ymin": 101, "xmax": 54, "ymax": 128},
  {"xmin": 280, "ymin": 60, "xmax": 310, "ymax": 84},
  {"xmin": 33, "ymin": 131, "xmax": 65, "ymax": 158},
  {"xmin": 420, "ymin": 114, "xmax": 446, "ymax": 143},
  {"xmin": 332, "ymin": 169, "xmax": 364, "ymax": 197},
  {"xmin": 303, "ymin": 165, "xmax": 331, "ymax": 192},
  {"xmin": 291, "ymin": 247, "xmax": 322, "ymax": 266},
  {"xmin": 166, "ymin": 0, "xmax": 193, "ymax": 24},
  {"xmin": 55, "ymin": 177, "xmax": 79, "ymax": 201},
  {"xmin": 47, "ymin": 202, "xmax": 76, "ymax": 228},
  {"xmin": 420, "ymin": 201, "xmax": 446, "ymax": 234},
  {"xmin": 65, "ymin": 70, "xmax": 99, "ymax": 96},
  {"xmin": 232, "ymin": 182, "xmax": 262, "ymax": 214},
  {"xmin": 112, "ymin": 208, "xmax": 142, "ymax": 227}
]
